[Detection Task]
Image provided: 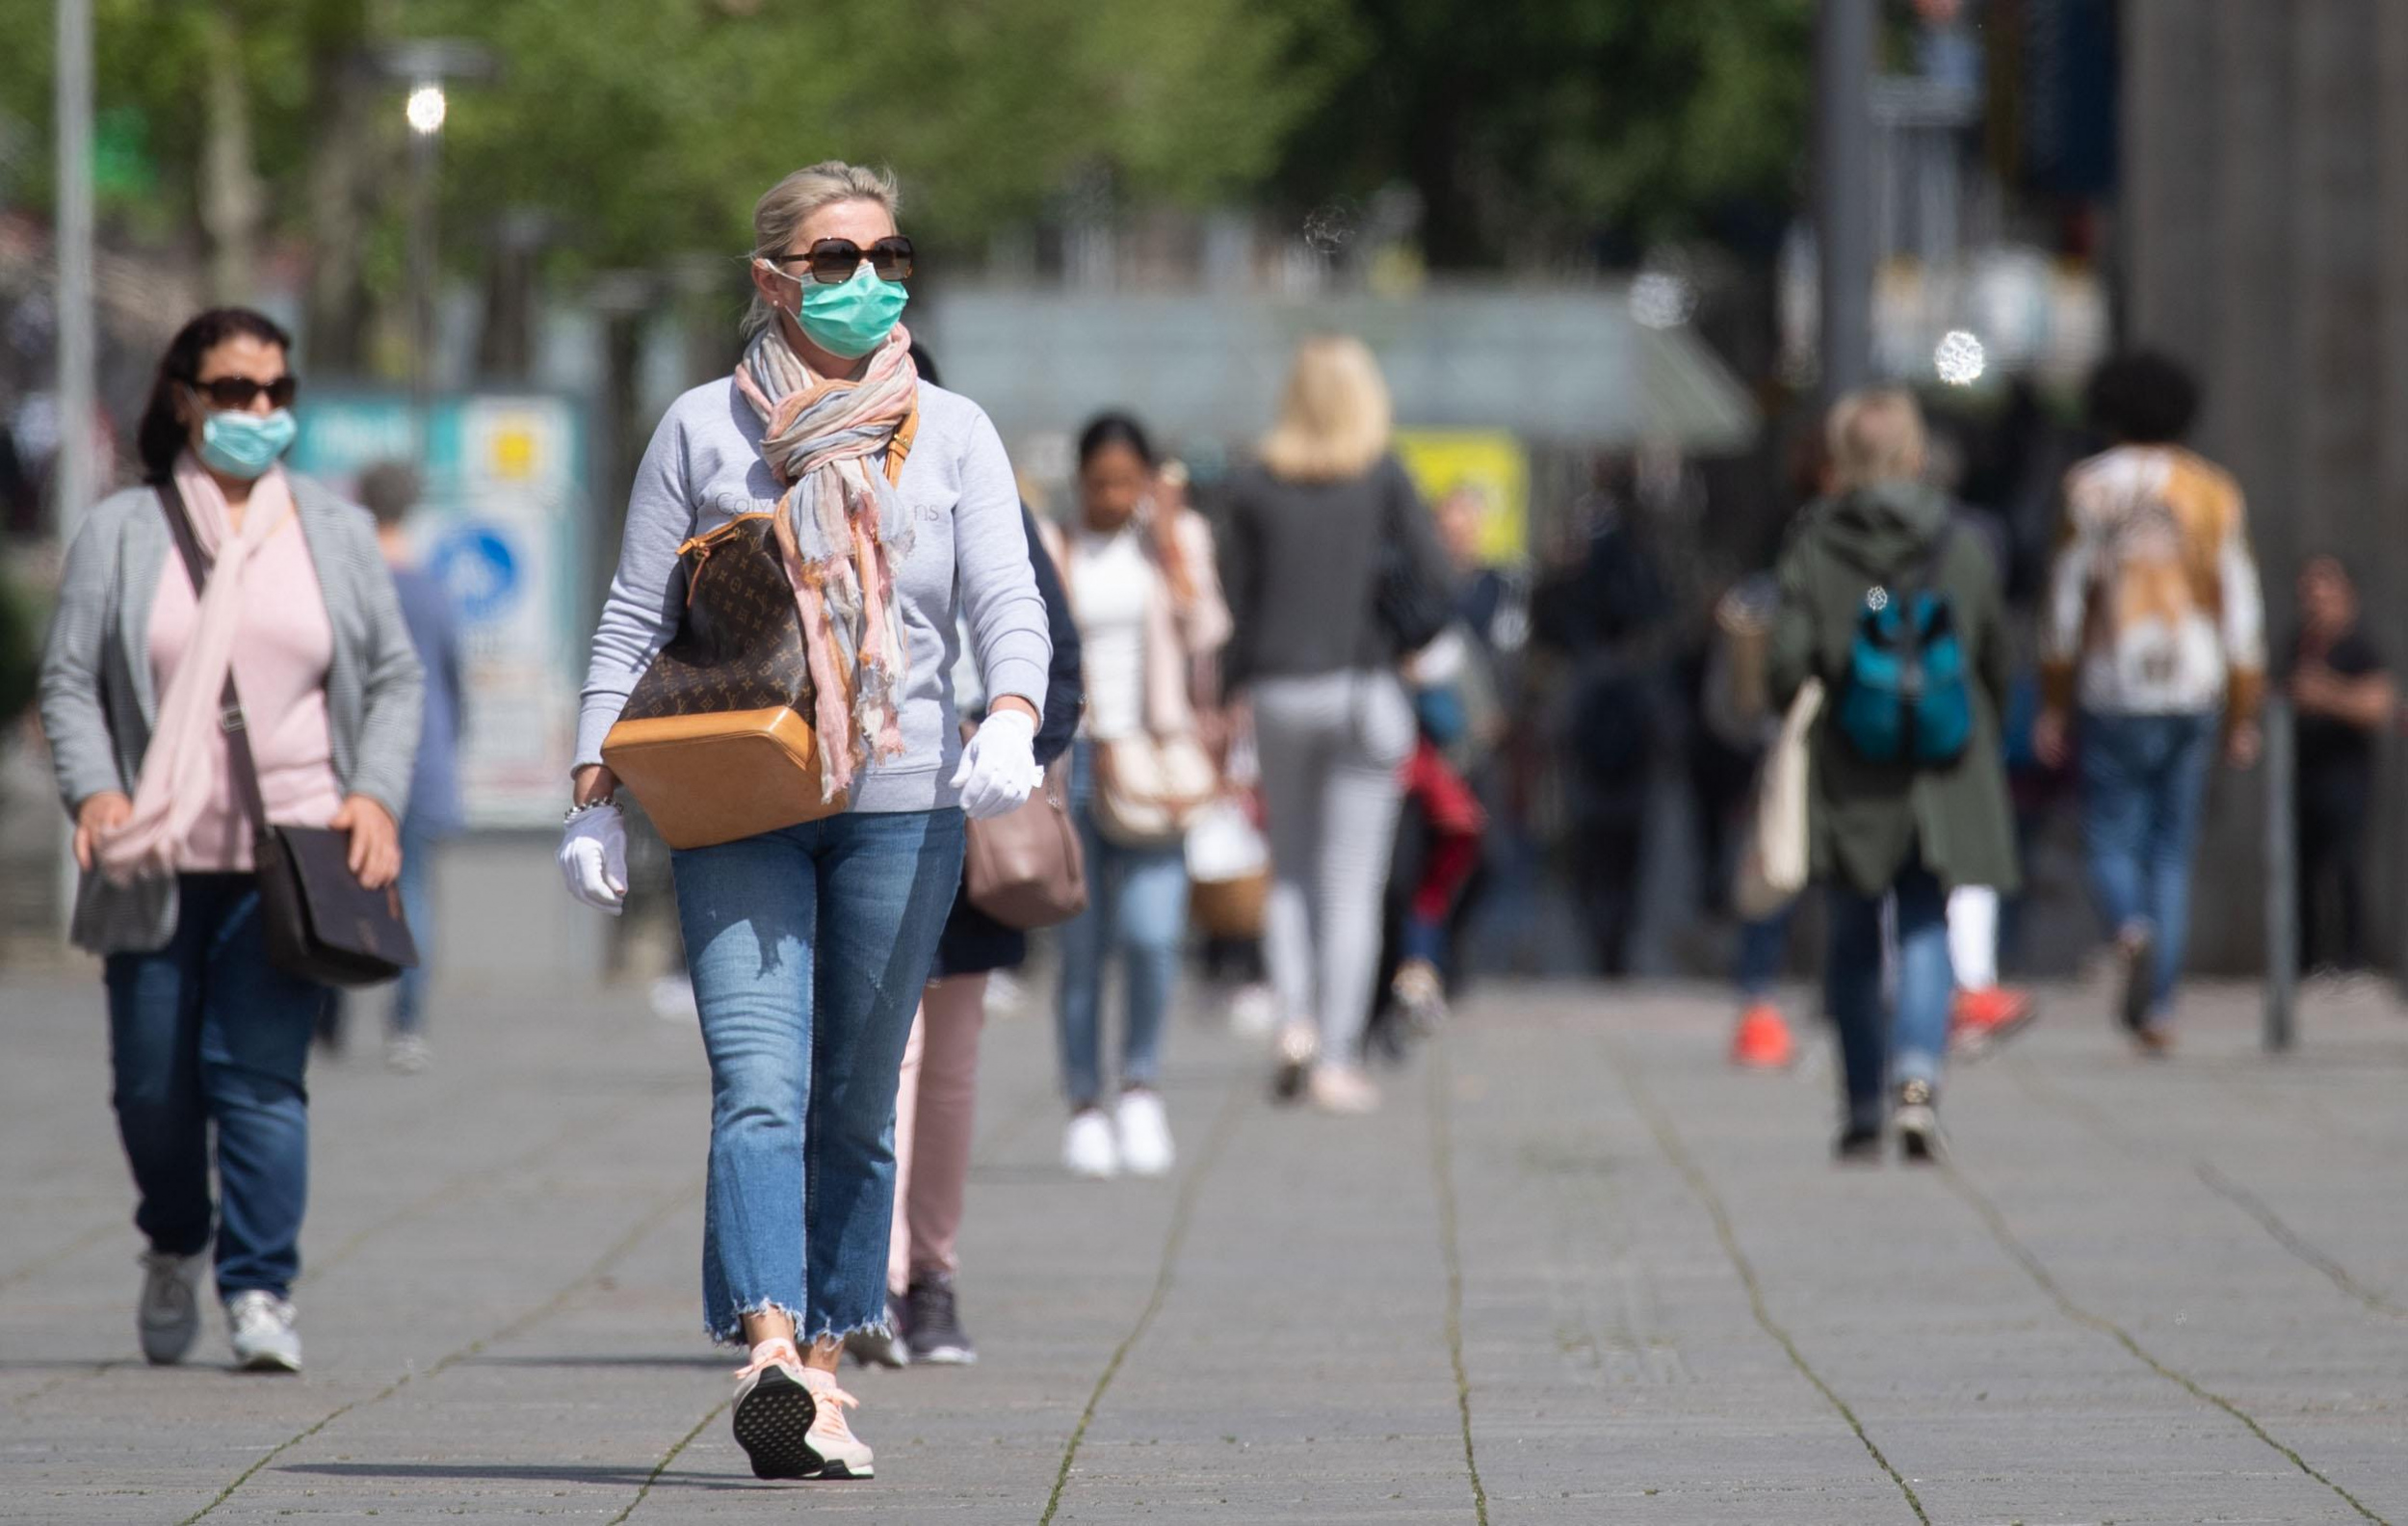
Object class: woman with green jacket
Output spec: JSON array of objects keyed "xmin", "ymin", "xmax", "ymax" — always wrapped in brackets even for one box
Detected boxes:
[{"xmin": 1768, "ymin": 389, "xmax": 2018, "ymax": 1162}]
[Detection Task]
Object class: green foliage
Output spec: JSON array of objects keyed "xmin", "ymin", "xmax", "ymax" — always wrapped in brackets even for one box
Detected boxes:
[
  {"xmin": 1, "ymin": 0, "xmax": 1339, "ymax": 270},
  {"xmin": 1270, "ymin": 0, "xmax": 1814, "ymax": 267}
]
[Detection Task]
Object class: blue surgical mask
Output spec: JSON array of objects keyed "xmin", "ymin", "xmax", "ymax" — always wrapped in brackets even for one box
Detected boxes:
[
  {"xmin": 196, "ymin": 406, "xmax": 298, "ymax": 481},
  {"xmin": 767, "ymin": 260, "xmax": 909, "ymax": 358}
]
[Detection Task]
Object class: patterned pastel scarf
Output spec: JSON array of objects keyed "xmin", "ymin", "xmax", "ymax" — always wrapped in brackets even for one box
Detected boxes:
[
  {"xmin": 99, "ymin": 454, "xmax": 300, "ymax": 881},
  {"xmin": 732, "ymin": 323, "xmax": 922, "ymax": 801}
]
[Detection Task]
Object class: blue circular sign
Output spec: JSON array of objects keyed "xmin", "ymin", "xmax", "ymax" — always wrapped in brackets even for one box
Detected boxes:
[{"xmin": 432, "ymin": 525, "xmax": 519, "ymax": 623}]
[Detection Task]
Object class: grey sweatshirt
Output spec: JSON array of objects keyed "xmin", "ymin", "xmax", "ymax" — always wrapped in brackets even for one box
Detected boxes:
[{"xmin": 576, "ymin": 377, "xmax": 1050, "ymax": 813}]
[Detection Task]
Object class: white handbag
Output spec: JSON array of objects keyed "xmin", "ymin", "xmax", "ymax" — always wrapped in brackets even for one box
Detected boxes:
[{"xmin": 1733, "ymin": 679, "xmax": 1822, "ymax": 919}]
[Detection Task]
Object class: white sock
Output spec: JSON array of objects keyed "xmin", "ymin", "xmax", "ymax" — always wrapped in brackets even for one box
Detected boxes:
[{"xmin": 1948, "ymin": 884, "xmax": 2000, "ymax": 991}]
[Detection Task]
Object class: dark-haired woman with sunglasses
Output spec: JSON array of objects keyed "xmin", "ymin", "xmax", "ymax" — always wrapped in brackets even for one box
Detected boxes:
[{"xmin": 39, "ymin": 307, "xmax": 424, "ymax": 1373}]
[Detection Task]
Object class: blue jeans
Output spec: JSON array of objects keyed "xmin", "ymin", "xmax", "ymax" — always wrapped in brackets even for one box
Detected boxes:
[
  {"xmin": 2079, "ymin": 711, "xmax": 2216, "ymax": 1015},
  {"xmin": 1056, "ymin": 743, "xmax": 1190, "ymax": 1108},
  {"xmin": 388, "ymin": 816, "xmax": 439, "ymax": 1037},
  {"xmin": 104, "ymin": 874, "xmax": 327, "ymax": 1300},
  {"xmin": 1826, "ymin": 864, "xmax": 1952, "ymax": 1132},
  {"xmin": 1735, "ymin": 903, "xmax": 1795, "ymax": 1002},
  {"xmin": 671, "ymin": 808, "xmax": 965, "ymax": 1346}
]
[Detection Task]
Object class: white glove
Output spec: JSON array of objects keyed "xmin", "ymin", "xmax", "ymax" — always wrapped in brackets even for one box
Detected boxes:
[
  {"xmin": 951, "ymin": 709, "xmax": 1044, "ymax": 821},
  {"xmin": 558, "ymin": 803, "xmax": 629, "ymax": 915}
]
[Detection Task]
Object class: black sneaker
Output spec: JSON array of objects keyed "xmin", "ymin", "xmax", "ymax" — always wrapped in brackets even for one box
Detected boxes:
[
  {"xmin": 1894, "ymin": 1078, "xmax": 1942, "ymax": 1163},
  {"xmin": 903, "ymin": 1274, "xmax": 977, "ymax": 1366},
  {"xmin": 2117, "ymin": 927, "xmax": 2156, "ymax": 1034},
  {"xmin": 1834, "ymin": 1124, "xmax": 1883, "ymax": 1164}
]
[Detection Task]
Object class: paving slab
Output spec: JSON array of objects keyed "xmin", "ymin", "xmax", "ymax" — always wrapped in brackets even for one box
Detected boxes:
[{"xmin": 3, "ymin": 965, "xmax": 2405, "ymax": 1523}]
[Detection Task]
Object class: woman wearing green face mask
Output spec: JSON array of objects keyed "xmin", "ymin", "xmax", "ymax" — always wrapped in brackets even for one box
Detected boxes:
[
  {"xmin": 565, "ymin": 161, "xmax": 1051, "ymax": 1483},
  {"xmin": 39, "ymin": 306, "xmax": 425, "ymax": 1374}
]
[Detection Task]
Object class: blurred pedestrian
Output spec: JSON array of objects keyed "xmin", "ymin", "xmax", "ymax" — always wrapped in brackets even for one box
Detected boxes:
[
  {"xmin": 1531, "ymin": 460, "xmax": 1670, "ymax": 978},
  {"xmin": 843, "ymin": 342, "xmax": 1085, "ymax": 1371},
  {"xmin": 2285, "ymin": 555, "xmax": 2395, "ymax": 976},
  {"xmin": 562, "ymin": 162, "xmax": 1049, "ymax": 1483},
  {"xmin": 359, "ymin": 462, "xmax": 462, "ymax": 1074},
  {"xmin": 1222, "ymin": 335, "xmax": 1452, "ymax": 1113},
  {"xmin": 1769, "ymin": 389, "xmax": 2015, "ymax": 1161},
  {"xmin": 2034, "ymin": 353, "xmax": 2266, "ymax": 1052},
  {"xmin": 39, "ymin": 307, "xmax": 424, "ymax": 1372},
  {"xmin": 1051, "ymin": 412, "xmax": 1229, "ymax": 1175}
]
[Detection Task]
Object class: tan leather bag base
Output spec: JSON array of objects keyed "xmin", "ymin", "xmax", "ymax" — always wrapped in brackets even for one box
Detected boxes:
[{"xmin": 602, "ymin": 705, "xmax": 846, "ymax": 850}]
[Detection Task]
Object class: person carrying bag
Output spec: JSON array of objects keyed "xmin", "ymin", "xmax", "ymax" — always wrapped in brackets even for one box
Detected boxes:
[{"xmin": 39, "ymin": 307, "xmax": 423, "ymax": 1376}]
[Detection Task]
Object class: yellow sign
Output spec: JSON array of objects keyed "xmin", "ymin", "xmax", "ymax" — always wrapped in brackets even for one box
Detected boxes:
[
  {"xmin": 1393, "ymin": 430, "xmax": 1527, "ymax": 565},
  {"xmin": 490, "ymin": 425, "xmax": 537, "ymax": 480}
]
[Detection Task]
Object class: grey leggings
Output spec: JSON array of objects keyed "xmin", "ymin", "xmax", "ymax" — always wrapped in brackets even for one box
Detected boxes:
[{"xmin": 1252, "ymin": 671, "xmax": 1414, "ymax": 1066}]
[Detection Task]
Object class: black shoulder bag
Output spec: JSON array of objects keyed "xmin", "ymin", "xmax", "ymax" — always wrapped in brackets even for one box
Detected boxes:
[
  {"xmin": 159, "ymin": 484, "xmax": 418, "ymax": 987},
  {"xmin": 1369, "ymin": 463, "xmax": 1453, "ymax": 659}
]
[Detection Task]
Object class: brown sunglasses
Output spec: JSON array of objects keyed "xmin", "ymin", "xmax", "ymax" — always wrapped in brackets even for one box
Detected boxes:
[{"xmin": 772, "ymin": 235, "xmax": 915, "ymax": 285}]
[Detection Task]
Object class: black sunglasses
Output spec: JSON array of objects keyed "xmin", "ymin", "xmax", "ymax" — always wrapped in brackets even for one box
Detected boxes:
[
  {"xmin": 774, "ymin": 235, "xmax": 915, "ymax": 285},
  {"xmin": 189, "ymin": 375, "xmax": 299, "ymax": 409}
]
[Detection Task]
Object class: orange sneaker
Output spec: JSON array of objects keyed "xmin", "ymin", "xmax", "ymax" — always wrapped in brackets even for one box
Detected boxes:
[
  {"xmin": 1730, "ymin": 1004, "xmax": 1795, "ymax": 1069},
  {"xmin": 1950, "ymin": 986, "xmax": 2038, "ymax": 1055}
]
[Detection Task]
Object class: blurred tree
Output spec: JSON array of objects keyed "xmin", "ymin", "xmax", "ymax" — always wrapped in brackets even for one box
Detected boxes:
[{"xmin": 1269, "ymin": 0, "xmax": 1814, "ymax": 270}]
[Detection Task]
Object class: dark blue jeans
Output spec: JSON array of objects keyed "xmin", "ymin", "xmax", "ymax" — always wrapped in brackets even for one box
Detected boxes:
[
  {"xmin": 2079, "ymin": 711, "xmax": 2217, "ymax": 1017},
  {"xmin": 104, "ymin": 874, "xmax": 327, "ymax": 1300},
  {"xmin": 671, "ymin": 808, "xmax": 966, "ymax": 1346},
  {"xmin": 1826, "ymin": 864, "xmax": 1952, "ymax": 1132}
]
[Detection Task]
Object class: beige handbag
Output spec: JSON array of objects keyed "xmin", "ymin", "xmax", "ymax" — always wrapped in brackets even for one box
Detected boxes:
[
  {"xmin": 1733, "ymin": 678, "xmax": 1823, "ymax": 919},
  {"xmin": 1091, "ymin": 733, "xmax": 1218, "ymax": 848},
  {"xmin": 964, "ymin": 747, "xmax": 1087, "ymax": 930}
]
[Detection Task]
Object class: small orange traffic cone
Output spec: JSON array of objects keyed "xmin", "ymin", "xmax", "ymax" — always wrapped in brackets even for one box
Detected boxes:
[{"xmin": 1730, "ymin": 1003, "xmax": 1795, "ymax": 1069}]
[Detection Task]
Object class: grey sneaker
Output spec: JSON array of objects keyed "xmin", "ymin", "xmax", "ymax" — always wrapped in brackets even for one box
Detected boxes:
[
  {"xmin": 1894, "ymin": 1079, "xmax": 1942, "ymax": 1164},
  {"xmin": 138, "ymin": 1250, "xmax": 208, "ymax": 1365},
  {"xmin": 904, "ymin": 1274, "xmax": 977, "ymax": 1366},
  {"xmin": 843, "ymin": 1297, "xmax": 910, "ymax": 1370},
  {"xmin": 225, "ymin": 1290, "xmax": 301, "ymax": 1373}
]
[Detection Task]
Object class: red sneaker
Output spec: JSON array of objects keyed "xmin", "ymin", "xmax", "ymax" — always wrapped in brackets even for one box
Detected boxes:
[
  {"xmin": 1950, "ymin": 987, "xmax": 2038, "ymax": 1055},
  {"xmin": 1730, "ymin": 1004, "xmax": 1795, "ymax": 1069}
]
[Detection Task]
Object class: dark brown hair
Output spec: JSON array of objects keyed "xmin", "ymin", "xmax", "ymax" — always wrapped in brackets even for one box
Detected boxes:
[{"xmin": 136, "ymin": 307, "xmax": 293, "ymax": 484}]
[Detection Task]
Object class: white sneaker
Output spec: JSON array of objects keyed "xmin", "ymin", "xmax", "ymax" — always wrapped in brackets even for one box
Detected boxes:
[
  {"xmin": 385, "ymin": 1034, "xmax": 432, "ymax": 1074},
  {"xmin": 1307, "ymin": 1064, "xmax": 1381, "ymax": 1116},
  {"xmin": 225, "ymin": 1290, "xmax": 302, "ymax": 1373},
  {"xmin": 138, "ymin": 1250, "xmax": 208, "ymax": 1365},
  {"xmin": 1272, "ymin": 1020, "xmax": 1321, "ymax": 1102},
  {"xmin": 1114, "ymin": 1089, "xmax": 1176, "ymax": 1177},
  {"xmin": 1226, "ymin": 983, "xmax": 1279, "ymax": 1038},
  {"xmin": 731, "ymin": 1337, "xmax": 818, "ymax": 1480},
  {"xmin": 1062, "ymin": 1109, "xmax": 1120, "ymax": 1179},
  {"xmin": 800, "ymin": 1367, "xmax": 874, "ymax": 1480}
]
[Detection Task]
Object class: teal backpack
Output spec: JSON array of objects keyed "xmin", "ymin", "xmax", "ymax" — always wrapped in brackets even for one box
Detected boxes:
[{"xmin": 1834, "ymin": 524, "xmax": 1972, "ymax": 767}]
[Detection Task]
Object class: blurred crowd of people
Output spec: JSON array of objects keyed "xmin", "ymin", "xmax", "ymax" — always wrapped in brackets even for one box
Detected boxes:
[{"xmin": 23, "ymin": 154, "xmax": 2390, "ymax": 1488}]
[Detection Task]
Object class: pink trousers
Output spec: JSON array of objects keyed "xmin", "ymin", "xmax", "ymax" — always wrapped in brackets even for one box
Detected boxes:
[{"xmin": 887, "ymin": 974, "xmax": 988, "ymax": 1298}]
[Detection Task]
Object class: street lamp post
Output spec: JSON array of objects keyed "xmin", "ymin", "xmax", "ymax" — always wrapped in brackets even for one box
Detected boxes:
[
  {"xmin": 1815, "ymin": 0, "xmax": 1876, "ymax": 404},
  {"xmin": 54, "ymin": 0, "xmax": 95, "ymax": 539},
  {"xmin": 406, "ymin": 79, "xmax": 446, "ymax": 428},
  {"xmin": 370, "ymin": 39, "xmax": 495, "ymax": 434}
]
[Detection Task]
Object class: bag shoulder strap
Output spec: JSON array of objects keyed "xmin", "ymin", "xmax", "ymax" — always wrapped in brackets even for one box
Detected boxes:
[{"xmin": 156, "ymin": 483, "xmax": 274, "ymax": 833}]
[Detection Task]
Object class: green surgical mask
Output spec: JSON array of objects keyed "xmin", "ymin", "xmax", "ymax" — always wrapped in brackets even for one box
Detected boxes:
[{"xmin": 770, "ymin": 261, "xmax": 909, "ymax": 358}]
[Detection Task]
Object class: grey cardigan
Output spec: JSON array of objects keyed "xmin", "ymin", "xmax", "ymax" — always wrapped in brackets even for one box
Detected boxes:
[{"xmin": 39, "ymin": 475, "xmax": 425, "ymax": 954}]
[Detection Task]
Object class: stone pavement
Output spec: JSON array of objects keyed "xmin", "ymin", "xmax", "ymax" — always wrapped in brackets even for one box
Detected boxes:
[{"xmin": 3, "ymin": 965, "xmax": 2406, "ymax": 1524}]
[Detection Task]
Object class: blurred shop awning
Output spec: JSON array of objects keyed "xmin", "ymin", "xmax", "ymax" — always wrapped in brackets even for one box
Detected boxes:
[{"xmin": 918, "ymin": 284, "xmax": 1760, "ymax": 455}]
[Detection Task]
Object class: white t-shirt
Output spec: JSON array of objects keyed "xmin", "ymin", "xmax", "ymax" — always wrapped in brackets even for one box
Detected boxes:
[{"xmin": 1067, "ymin": 524, "xmax": 1155, "ymax": 741}]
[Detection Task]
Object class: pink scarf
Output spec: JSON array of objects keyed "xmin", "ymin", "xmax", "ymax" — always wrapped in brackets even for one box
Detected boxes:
[
  {"xmin": 98, "ymin": 455, "xmax": 299, "ymax": 883},
  {"xmin": 732, "ymin": 324, "xmax": 921, "ymax": 801}
]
